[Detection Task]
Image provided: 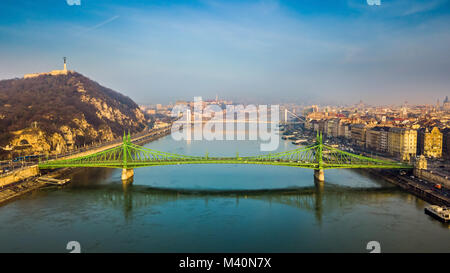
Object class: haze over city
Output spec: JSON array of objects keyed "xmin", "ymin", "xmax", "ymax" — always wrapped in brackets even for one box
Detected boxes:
[{"xmin": 1, "ymin": 0, "xmax": 449, "ymax": 105}]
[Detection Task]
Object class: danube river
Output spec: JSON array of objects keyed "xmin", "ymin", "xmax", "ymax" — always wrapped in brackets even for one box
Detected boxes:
[{"xmin": 0, "ymin": 132, "xmax": 449, "ymax": 252}]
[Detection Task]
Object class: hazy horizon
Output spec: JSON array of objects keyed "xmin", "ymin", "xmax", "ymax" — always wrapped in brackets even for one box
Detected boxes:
[{"xmin": 1, "ymin": 0, "xmax": 450, "ymax": 105}]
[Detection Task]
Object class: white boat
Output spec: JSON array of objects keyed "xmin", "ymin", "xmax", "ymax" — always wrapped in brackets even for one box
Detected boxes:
[
  {"xmin": 292, "ymin": 139, "xmax": 308, "ymax": 145},
  {"xmin": 281, "ymin": 135, "xmax": 295, "ymax": 140},
  {"xmin": 424, "ymin": 205, "xmax": 450, "ymax": 223}
]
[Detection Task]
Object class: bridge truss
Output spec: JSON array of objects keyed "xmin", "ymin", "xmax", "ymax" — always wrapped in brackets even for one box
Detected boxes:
[{"xmin": 39, "ymin": 132, "xmax": 412, "ymax": 171}]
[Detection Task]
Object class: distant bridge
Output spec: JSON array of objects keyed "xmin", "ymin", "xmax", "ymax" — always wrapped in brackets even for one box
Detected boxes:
[
  {"xmin": 281, "ymin": 107, "xmax": 305, "ymax": 124},
  {"xmin": 38, "ymin": 132, "xmax": 412, "ymax": 182},
  {"xmin": 176, "ymin": 118, "xmax": 302, "ymax": 125}
]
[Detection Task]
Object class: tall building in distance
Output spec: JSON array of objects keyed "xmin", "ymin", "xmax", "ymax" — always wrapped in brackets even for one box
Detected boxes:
[{"xmin": 443, "ymin": 96, "xmax": 450, "ymax": 111}]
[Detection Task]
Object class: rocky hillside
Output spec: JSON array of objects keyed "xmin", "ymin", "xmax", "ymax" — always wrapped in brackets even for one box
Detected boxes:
[{"xmin": 0, "ymin": 72, "xmax": 148, "ymax": 158}]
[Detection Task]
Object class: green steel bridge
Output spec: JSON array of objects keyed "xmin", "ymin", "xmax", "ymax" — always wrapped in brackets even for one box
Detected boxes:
[{"xmin": 38, "ymin": 132, "xmax": 413, "ymax": 181}]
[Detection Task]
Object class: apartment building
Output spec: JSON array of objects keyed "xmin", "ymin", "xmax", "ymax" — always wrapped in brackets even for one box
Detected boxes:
[
  {"xmin": 388, "ymin": 127, "xmax": 417, "ymax": 161},
  {"xmin": 417, "ymin": 127, "xmax": 443, "ymax": 158},
  {"xmin": 365, "ymin": 126, "xmax": 390, "ymax": 153},
  {"xmin": 351, "ymin": 124, "xmax": 367, "ymax": 147},
  {"xmin": 324, "ymin": 119, "xmax": 339, "ymax": 138}
]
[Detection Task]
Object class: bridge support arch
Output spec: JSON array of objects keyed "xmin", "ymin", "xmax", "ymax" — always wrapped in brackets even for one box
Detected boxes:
[{"xmin": 122, "ymin": 168, "xmax": 134, "ymax": 181}]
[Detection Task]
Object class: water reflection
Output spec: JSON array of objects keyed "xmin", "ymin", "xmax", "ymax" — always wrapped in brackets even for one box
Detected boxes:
[
  {"xmin": 65, "ymin": 163, "xmax": 426, "ymax": 226},
  {"xmin": 83, "ymin": 177, "xmax": 405, "ymax": 225}
]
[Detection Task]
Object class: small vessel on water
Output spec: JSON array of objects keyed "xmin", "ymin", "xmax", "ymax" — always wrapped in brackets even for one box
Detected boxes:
[
  {"xmin": 424, "ymin": 205, "xmax": 450, "ymax": 223},
  {"xmin": 37, "ymin": 177, "xmax": 71, "ymax": 186},
  {"xmin": 292, "ymin": 139, "xmax": 307, "ymax": 145},
  {"xmin": 281, "ymin": 135, "xmax": 295, "ymax": 140}
]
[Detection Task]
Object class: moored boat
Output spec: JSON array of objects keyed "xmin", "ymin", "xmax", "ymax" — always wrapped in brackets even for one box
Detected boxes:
[
  {"xmin": 292, "ymin": 139, "xmax": 308, "ymax": 145},
  {"xmin": 424, "ymin": 205, "xmax": 450, "ymax": 223},
  {"xmin": 281, "ymin": 135, "xmax": 295, "ymax": 140}
]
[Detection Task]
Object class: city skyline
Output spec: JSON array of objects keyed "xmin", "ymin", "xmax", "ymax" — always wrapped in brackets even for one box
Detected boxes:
[{"xmin": 1, "ymin": 0, "xmax": 450, "ymax": 105}]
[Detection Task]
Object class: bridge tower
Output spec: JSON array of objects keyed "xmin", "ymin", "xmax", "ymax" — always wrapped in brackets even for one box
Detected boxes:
[
  {"xmin": 121, "ymin": 131, "xmax": 134, "ymax": 181},
  {"xmin": 314, "ymin": 132, "xmax": 325, "ymax": 182}
]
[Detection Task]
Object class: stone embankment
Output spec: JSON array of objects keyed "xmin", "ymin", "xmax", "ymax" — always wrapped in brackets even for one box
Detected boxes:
[
  {"xmin": 366, "ymin": 169, "xmax": 450, "ymax": 207},
  {"xmin": 0, "ymin": 167, "xmax": 74, "ymax": 205}
]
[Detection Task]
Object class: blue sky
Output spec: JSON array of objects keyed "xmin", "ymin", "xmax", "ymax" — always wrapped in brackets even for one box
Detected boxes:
[{"xmin": 1, "ymin": 0, "xmax": 449, "ymax": 105}]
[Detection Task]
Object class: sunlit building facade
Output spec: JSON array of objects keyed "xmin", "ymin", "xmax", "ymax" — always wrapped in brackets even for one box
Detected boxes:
[{"xmin": 388, "ymin": 128, "xmax": 417, "ymax": 161}]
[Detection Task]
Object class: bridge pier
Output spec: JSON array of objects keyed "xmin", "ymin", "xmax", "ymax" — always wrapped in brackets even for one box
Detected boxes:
[
  {"xmin": 314, "ymin": 169, "xmax": 324, "ymax": 182},
  {"xmin": 121, "ymin": 168, "xmax": 134, "ymax": 181}
]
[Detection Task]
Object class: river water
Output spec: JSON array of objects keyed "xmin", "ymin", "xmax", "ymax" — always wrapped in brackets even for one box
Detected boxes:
[{"xmin": 0, "ymin": 132, "xmax": 449, "ymax": 252}]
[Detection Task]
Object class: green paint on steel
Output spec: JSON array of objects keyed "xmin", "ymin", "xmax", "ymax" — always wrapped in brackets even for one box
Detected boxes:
[
  {"xmin": 38, "ymin": 133, "xmax": 413, "ymax": 171},
  {"xmin": 316, "ymin": 132, "xmax": 323, "ymax": 170},
  {"xmin": 123, "ymin": 131, "xmax": 127, "ymax": 169}
]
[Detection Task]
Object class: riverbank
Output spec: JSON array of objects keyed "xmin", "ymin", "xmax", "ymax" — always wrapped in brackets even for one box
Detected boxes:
[
  {"xmin": 0, "ymin": 167, "xmax": 75, "ymax": 206},
  {"xmin": 0, "ymin": 126, "xmax": 173, "ymax": 206},
  {"xmin": 364, "ymin": 169, "xmax": 450, "ymax": 207}
]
